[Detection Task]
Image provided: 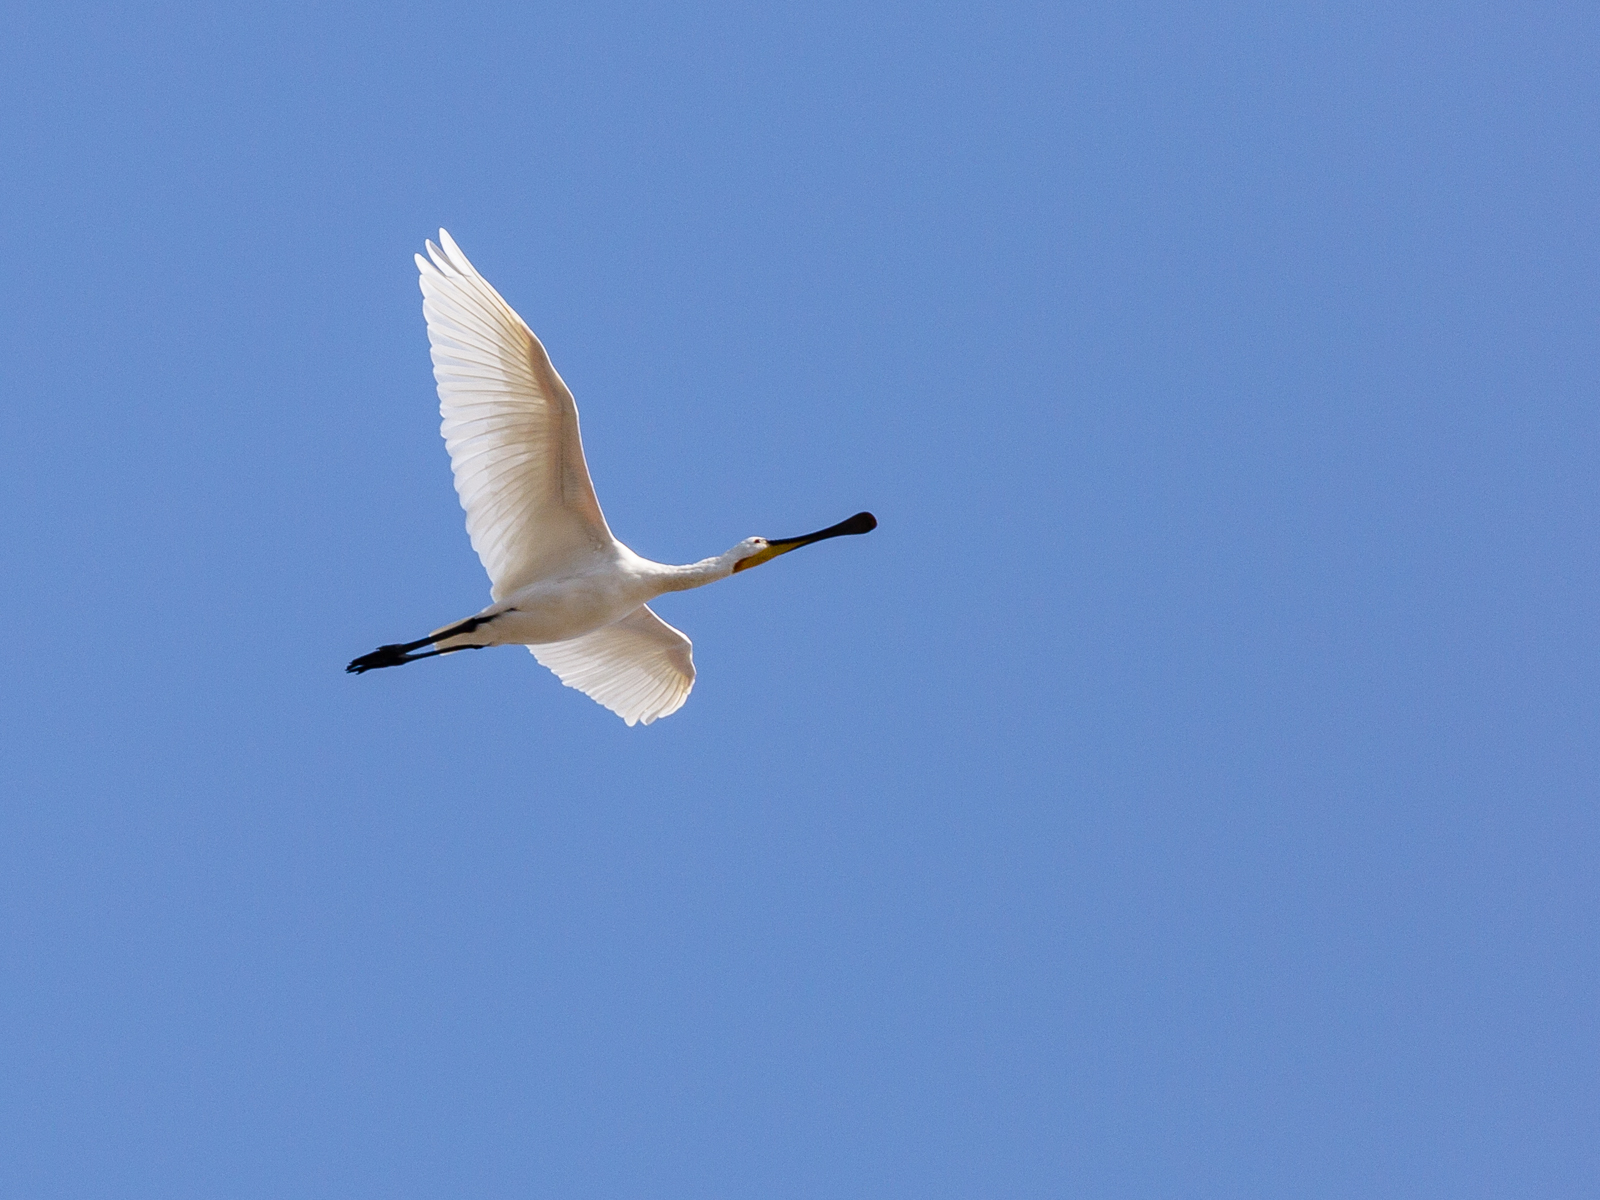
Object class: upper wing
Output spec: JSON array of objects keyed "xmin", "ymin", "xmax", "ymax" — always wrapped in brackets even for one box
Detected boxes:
[
  {"xmin": 530, "ymin": 605, "xmax": 695, "ymax": 726},
  {"xmin": 417, "ymin": 230, "xmax": 614, "ymax": 600}
]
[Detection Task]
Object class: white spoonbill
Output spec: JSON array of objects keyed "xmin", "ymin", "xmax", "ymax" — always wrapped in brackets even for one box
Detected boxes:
[{"xmin": 347, "ymin": 231, "xmax": 877, "ymax": 725}]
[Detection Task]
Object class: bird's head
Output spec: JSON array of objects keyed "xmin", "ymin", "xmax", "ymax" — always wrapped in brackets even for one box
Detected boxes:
[{"xmin": 730, "ymin": 511, "xmax": 878, "ymax": 573}]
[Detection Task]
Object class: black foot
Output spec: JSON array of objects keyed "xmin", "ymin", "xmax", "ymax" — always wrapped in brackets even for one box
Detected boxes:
[{"xmin": 347, "ymin": 644, "xmax": 414, "ymax": 674}]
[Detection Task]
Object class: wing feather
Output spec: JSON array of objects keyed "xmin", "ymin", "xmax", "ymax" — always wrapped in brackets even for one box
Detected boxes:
[
  {"xmin": 418, "ymin": 229, "xmax": 613, "ymax": 599},
  {"xmin": 530, "ymin": 606, "xmax": 695, "ymax": 726}
]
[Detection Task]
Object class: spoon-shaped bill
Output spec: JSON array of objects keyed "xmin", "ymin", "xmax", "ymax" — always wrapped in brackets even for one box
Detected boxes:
[{"xmin": 770, "ymin": 511, "xmax": 878, "ymax": 547}]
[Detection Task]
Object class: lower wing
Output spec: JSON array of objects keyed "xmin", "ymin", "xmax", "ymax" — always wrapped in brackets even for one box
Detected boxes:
[{"xmin": 530, "ymin": 605, "xmax": 695, "ymax": 726}]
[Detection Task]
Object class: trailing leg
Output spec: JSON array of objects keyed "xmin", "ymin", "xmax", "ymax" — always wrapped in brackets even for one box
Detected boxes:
[
  {"xmin": 346, "ymin": 641, "xmax": 488, "ymax": 674},
  {"xmin": 345, "ymin": 611, "xmax": 501, "ymax": 674}
]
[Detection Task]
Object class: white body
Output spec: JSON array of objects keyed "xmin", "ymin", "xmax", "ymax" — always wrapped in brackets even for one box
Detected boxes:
[{"xmin": 432, "ymin": 546, "xmax": 740, "ymax": 652}]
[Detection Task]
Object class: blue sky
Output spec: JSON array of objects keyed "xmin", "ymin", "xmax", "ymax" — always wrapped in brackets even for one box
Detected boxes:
[{"xmin": 2, "ymin": 2, "xmax": 1596, "ymax": 1196}]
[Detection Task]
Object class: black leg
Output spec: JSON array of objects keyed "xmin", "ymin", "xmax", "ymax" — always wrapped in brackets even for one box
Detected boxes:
[
  {"xmin": 346, "ymin": 612, "xmax": 502, "ymax": 675},
  {"xmin": 346, "ymin": 642, "xmax": 488, "ymax": 674}
]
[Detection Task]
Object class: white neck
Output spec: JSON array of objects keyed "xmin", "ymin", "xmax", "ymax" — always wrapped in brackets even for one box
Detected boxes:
[{"xmin": 651, "ymin": 546, "xmax": 746, "ymax": 593}]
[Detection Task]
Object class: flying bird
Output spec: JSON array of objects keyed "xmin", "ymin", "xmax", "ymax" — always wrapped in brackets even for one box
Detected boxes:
[{"xmin": 347, "ymin": 231, "xmax": 877, "ymax": 725}]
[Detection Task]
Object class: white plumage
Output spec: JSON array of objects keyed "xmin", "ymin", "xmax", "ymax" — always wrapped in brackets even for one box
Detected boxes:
[
  {"xmin": 531, "ymin": 606, "xmax": 695, "ymax": 727},
  {"xmin": 420, "ymin": 230, "xmax": 612, "ymax": 598},
  {"xmin": 348, "ymin": 230, "xmax": 876, "ymax": 725}
]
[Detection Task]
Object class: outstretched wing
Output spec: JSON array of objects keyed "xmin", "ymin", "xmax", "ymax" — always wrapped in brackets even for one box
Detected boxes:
[
  {"xmin": 531, "ymin": 606, "xmax": 695, "ymax": 726},
  {"xmin": 417, "ymin": 230, "xmax": 614, "ymax": 600}
]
